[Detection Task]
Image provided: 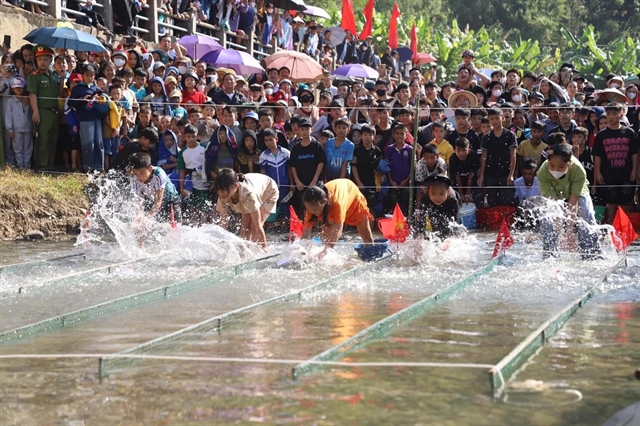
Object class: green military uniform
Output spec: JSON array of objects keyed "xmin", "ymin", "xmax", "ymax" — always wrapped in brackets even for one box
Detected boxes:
[
  {"xmin": 27, "ymin": 45, "xmax": 60, "ymax": 170},
  {"xmin": 0, "ymin": 103, "xmax": 5, "ymax": 166}
]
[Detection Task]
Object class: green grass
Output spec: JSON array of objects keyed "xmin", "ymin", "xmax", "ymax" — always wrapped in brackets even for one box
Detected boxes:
[{"xmin": 0, "ymin": 168, "xmax": 87, "ymax": 201}]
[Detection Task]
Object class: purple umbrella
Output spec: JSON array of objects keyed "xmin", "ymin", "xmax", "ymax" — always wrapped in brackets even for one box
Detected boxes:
[
  {"xmin": 179, "ymin": 34, "xmax": 223, "ymax": 60},
  {"xmin": 200, "ymin": 49, "xmax": 264, "ymax": 75},
  {"xmin": 332, "ymin": 64, "xmax": 379, "ymax": 79}
]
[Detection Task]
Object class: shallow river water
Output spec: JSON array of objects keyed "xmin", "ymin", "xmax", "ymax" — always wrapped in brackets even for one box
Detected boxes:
[{"xmin": 0, "ymin": 229, "xmax": 638, "ymax": 425}]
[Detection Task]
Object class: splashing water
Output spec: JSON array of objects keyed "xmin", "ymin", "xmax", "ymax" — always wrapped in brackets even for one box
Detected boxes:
[{"xmin": 76, "ymin": 171, "xmax": 264, "ymax": 262}]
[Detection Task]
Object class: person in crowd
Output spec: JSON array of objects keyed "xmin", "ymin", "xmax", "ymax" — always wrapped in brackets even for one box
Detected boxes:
[
  {"xmin": 514, "ymin": 160, "xmax": 540, "ymax": 205},
  {"xmin": 384, "ymin": 123, "xmax": 413, "ymax": 215},
  {"xmin": 537, "ymin": 143, "xmax": 601, "ymax": 260},
  {"xmin": 414, "ymin": 174, "xmax": 462, "ymax": 240},
  {"xmin": 414, "ymin": 143, "xmax": 447, "ymax": 207},
  {"xmin": 478, "ymin": 107, "xmax": 517, "ymax": 207},
  {"xmin": 449, "ymin": 137, "xmax": 482, "ymax": 207},
  {"xmin": 352, "ymin": 124, "xmax": 382, "ymax": 215},
  {"xmin": 516, "ymin": 120, "xmax": 548, "ymax": 170},
  {"xmin": 4, "ymin": 76, "xmax": 32, "ymax": 170},
  {"xmin": 214, "ymin": 168, "xmax": 279, "ymax": 249},
  {"xmin": 236, "ymin": 130, "xmax": 261, "ymax": 174},
  {"xmin": 592, "ymin": 102, "xmax": 639, "ymax": 223},
  {"xmin": 325, "ymin": 117, "xmax": 355, "ymax": 181},
  {"xmin": 429, "ymin": 120, "xmax": 454, "ymax": 168}
]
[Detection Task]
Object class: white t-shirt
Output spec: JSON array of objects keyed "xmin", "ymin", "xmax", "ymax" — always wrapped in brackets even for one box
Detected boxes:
[{"xmin": 179, "ymin": 144, "xmax": 208, "ymax": 190}]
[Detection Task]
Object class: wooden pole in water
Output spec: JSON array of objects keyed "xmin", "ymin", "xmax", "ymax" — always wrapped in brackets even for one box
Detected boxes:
[{"xmin": 408, "ymin": 93, "xmax": 420, "ymax": 221}]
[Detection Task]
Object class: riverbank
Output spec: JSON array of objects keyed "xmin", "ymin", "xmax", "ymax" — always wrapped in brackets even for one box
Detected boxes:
[{"xmin": 0, "ymin": 169, "xmax": 88, "ymax": 240}]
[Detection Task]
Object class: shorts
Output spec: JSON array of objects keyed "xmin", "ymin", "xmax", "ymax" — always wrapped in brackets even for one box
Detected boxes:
[{"xmin": 603, "ymin": 181, "xmax": 636, "ymax": 206}]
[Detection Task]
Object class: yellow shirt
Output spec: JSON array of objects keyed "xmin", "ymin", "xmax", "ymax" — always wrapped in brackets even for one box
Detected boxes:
[
  {"xmin": 516, "ymin": 139, "xmax": 548, "ymax": 168},
  {"xmin": 429, "ymin": 139, "xmax": 454, "ymax": 169}
]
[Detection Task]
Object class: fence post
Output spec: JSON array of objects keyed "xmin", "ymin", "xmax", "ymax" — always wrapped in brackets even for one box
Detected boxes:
[
  {"xmin": 247, "ymin": 27, "xmax": 254, "ymax": 57},
  {"xmin": 186, "ymin": 11, "xmax": 197, "ymax": 35},
  {"xmin": 148, "ymin": 0, "xmax": 159, "ymax": 43},
  {"xmin": 50, "ymin": 0, "xmax": 62, "ymax": 20},
  {"xmin": 102, "ymin": 0, "xmax": 114, "ymax": 32},
  {"xmin": 220, "ymin": 29, "xmax": 227, "ymax": 49}
]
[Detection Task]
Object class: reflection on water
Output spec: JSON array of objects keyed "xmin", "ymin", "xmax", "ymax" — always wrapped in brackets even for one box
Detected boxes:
[{"xmin": 0, "ymin": 237, "xmax": 638, "ymax": 424}]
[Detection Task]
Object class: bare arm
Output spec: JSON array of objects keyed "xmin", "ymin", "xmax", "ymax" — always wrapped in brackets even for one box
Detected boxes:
[
  {"xmin": 149, "ymin": 188, "xmax": 165, "ymax": 217},
  {"xmin": 249, "ymin": 209, "xmax": 267, "ymax": 248},
  {"xmin": 508, "ymin": 146, "xmax": 517, "ymax": 185},
  {"xmin": 321, "ymin": 223, "xmax": 343, "ymax": 248},
  {"xmin": 478, "ymin": 150, "xmax": 487, "ymax": 187},
  {"xmin": 310, "ymin": 162, "xmax": 324, "ymax": 187},
  {"xmin": 29, "ymin": 93, "xmax": 40, "ymax": 124},
  {"xmin": 593, "ymin": 156, "xmax": 604, "ymax": 184}
]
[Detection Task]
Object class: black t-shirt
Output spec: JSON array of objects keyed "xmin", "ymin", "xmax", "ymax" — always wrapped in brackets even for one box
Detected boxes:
[
  {"xmin": 111, "ymin": 142, "xmax": 156, "ymax": 170},
  {"xmin": 415, "ymin": 188, "xmax": 461, "ymax": 239},
  {"xmin": 592, "ymin": 126, "xmax": 639, "ymax": 183},
  {"xmin": 289, "ymin": 140, "xmax": 326, "ymax": 186},
  {"xmin": 352, "ymin": 144, "xmax": 382, "ymax": 188},
  {"xmin": 256, "ymin": 129, "xmax": 289, "ymax": 152},
  {"xmin": 578, "ymin": 146, "xmax": 595, "ymax": 185},
  {"xmin": 446, "ymin": 130, "xmax": 482, "ymax": 155},
  {"xmin": 449, "ymin": 151, "xmax": 480, "ymax": 186},
  {"xmin": 481, "ymin": 129, "xmax": 518, "ymax": 178}
]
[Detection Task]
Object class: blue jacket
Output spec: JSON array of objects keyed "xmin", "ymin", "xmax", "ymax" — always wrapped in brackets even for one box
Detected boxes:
[{"xmin": 68, "ymin": 82, "xmax": 106, "ymax": 122}]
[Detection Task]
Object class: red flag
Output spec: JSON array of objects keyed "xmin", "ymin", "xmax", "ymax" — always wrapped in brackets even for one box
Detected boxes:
[
  {"xmin": 341, "ymin": 0, "xmax": 357, "ymax": 36},
  {"xmin": 410, "ymin": 22, "xmax": 418, "ymax": 63},
  {"xmin": 289, "ymin": 205, "xmax": 304, "ymax": 241},
  {"xmin": 390, "ymin": 203, "xmax": 410, "ymax": 243},
  {"xmin": 611, "ymin": 207, "xmax": 638, "ymax": 251},
  {"xmin": 492, "ymin": 217, "xmax": 514, "ymax": 258},
  {"xmin": 359, "ymin": 0, "xmax": 375, "ymax": 41},
  {"xmin": 388, "ymin": 3, "xmax": 401, "ymax": 49}
]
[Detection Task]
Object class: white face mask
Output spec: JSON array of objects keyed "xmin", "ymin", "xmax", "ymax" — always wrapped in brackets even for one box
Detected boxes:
[
  {"xmin": 288, "ymin": 106, "xmax": 296, "ymax": 114},
  {"xmin": 550, "ymin": 170, "xmax": 567, "ymax": 179},
  {"xmin": 178, "ymin": 66, "xmax": 188, "ymax": 75},
  {"xmin": 610, "ymin": 83, "xmax": 620, "ymax": 89},
  {"xmin": 492, "ymin": 89, "xmax": 502, "ymax": 98},
  {"xmin": 114, "ymin": 58, "xmax": 125, "ymax": 67},
  {"xmin": 627, "ymin": 92, "xmax": 637, "ymax": 100},
  {"xmin": 265, "ymin": 88, "xmax": 273, "ymax": 95},
  {"xmin": 512, "ymin": 94, "xmax": 522, "ymax": 102}
]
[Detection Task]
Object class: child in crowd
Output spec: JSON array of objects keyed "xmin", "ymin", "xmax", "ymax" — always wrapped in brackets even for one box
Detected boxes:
[
  {"xmin": 103, "ymin": 85, "xmax": 127, "ymax": 170},
  {"xmin": 592, "ymin": 102, "xmax": 639, "ymax": 223},
  {"xmin": 144, "ymin": 76, "xmax": 172, "ymax": 116},
  {"xmin": 318, "ymin": 130, "xmax": 333, "ymax": 149},
  {"xmin": 64, "ymin": 73, "xmax": 82, "ymax": 172},
  {"xmin": 449, "ymin": 137, "xmax": 483, "ymax": 207},
  {"xmin": 352, "ymin": 124, "xmax": 383, "ymax": 215},
  {"xmin": 169, "ymin": 90, "xmax": 187, "ymax": 119},
  {"xmin": 325, "ymin": 118, "xmax": 355, "ymax": 181},
  {"xmin": 537, "ymin": 143, "xmax": 601, "ymax": 260},
  {"xmin": 130, "ymin": 68, "xmax": 147, "ymax": 102},
  {"xmin": 130, "ymin": 105, "xmax": 155, "ymax": 139},
  {"xmin": 514, "ymin": 160, "xmax": 540, "ymax": 205},
  {"xmin": 205, "ymin": 125, "xmax": 239, "ymax": 183},
  {"xmin": 129, "ymin": 151, "xmax": 181, "ymax": 223},
  {"xmin": 4, "ymin": 76, "xmax": 32, "ymax": 170},
  {"xmin": 236, "ymin": 130, "xmax": 261, "ymax": 174},
  {"xmin": 385, "ymin": 123, "xmax": 413, "ymax": 215},
  {"xmin": 516, "ymin": 120, "xmax": 548, "ymax": 170},
  {"xmin": 415, "ymin": 143, "xmax": 447, "ymax": 206},
  {"xmin": 429, "ymin": 120, "xmax": 455, "ymax": 168},
  {"xmin": 478, "ymin": 107, "xmax": 517, "ymax": 207},
  {"xmin": 259, "ymin": 128, "xmax": 292, "ymax": 218},
  {"xmin": 188, "ymin": 107, "xmax": 202, "ymax": 127},
  {"xmin": 179, "ymin": 124, "xmax": 209, "ymax": 223},
  {"xmin": 447, "ymin": 108, "xmax": 482, "ymax": 155},
  {"xmin": 96, "ymin": 77, "xmax": 108, "ymax": 93},
  {"xmin": 572, "ymin": 126, "xmax": 598, "ymax": 201},
  {"xmin": 158, "ymin": 129, "xmax": 179, "ymax": 174},
  {"xmin": 414, "ymin": 174, "xmax": 462, "ymax": 240},
  {"xmin": 289, "ymin": 118, "xmax": 326, "ymax": 218}
]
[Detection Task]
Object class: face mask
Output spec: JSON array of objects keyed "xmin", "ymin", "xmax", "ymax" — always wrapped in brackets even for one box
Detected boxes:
[
  {"xmin": 265, "ymin": 88, "xmax": 273, "ymax": 95},
  {"xmin": 610, "ymin": 83, "xmax": 620, "ymax": 89},
  {"xmin": 300, "ymin": 95, "xmax": 312, "ymax": 103},
  {"xmin": 178, "ymin": 66, "xmax": 188, "ymax": 75},
  {"xmin": 419, "ymin": 110, "xmax": 429, "ymax": 118},
  {"xmin": 376, "ymin": 89, "xmax": 387, "ymax": 97},
  {"xmin": 512, "ymin": 94, "xmax": 522, "ymax": 102},
  {"xmin": 267, "ymin": 8, "xmax": 273, "ymax": 13},
  {"xmin": 208, "ymin": 74, "xmax": 217, "ymax": 83},
  {"xmin": 627, "ymin": 92, "xmax": 637, "ymax": 100},
  {"xmin": 197, "ymin": 84, "xmax": 205, "ymax": 92},
  {"xmin": 288, "ymin": 106, "xmax": 296, "ymax": 114},
  {"xmin": 249, "ymin": 1, "xmax": 255, "ymax": 7},
  {"xmin": 492, "ymin": 89, "xmax": 502, "ymax": 97},
  {"xmin": 114, "ymin": 58, "xmax": 125, "ymax": 67},
  {"xmin": 550, "ymin": 170, "xmax": 567, "ymax": 179}
]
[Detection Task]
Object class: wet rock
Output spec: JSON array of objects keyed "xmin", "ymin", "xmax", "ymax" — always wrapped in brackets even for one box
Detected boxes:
[{"xmin": 23, "ymin": 230, "xmax": 44, "ymax": 240}]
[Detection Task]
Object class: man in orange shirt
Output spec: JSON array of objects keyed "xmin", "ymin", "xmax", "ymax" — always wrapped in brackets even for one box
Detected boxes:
[{"xmin": 303, "ymin": 179, "xmax": 374, "ymax": 248}]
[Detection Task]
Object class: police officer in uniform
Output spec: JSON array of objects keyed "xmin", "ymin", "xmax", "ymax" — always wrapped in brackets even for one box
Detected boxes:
[{"xmin": 27, "ymin": 45, "xmax": 61, "ymax": 170}]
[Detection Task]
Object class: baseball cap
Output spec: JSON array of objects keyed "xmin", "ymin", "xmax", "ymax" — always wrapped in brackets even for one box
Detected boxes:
[
  {"xmin": 153, "ymin": 62, "xmax": 166, "ymax": 70},
  {"xmin": 298, "ymin": 117, "xmax": 312, "ymax": 128},
  {"xmin": 169, "ymin": 89, "xmax": 182, "ymax": 98},
  {"xmin": 10, "ymin": 76, "xmax": 26, "ymax": 89},
  {"xmin": 243, "ymin": 111, "xmax": 259, "ymax": 121}
]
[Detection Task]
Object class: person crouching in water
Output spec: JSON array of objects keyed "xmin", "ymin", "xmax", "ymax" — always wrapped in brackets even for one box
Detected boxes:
[
  {"xmin": 213, "ymin": 169, "xmax": 279, "ymax": 249},
  {"xmin": 414, "ymin": 174, "xmax": 462, "ymax": 241},
  {"xmin": 302, "ymin": 179, "xmax": 374, "ymax": 253},
  {"xmin": 129, "ymin": 152, "xmax": 182, "ymax": 224},
  {"xmin": 536, "ymin": 142, "xmax": 601, "ymax": 260}
]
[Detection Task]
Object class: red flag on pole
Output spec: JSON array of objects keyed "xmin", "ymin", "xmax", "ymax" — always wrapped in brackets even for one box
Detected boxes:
[
  {"xmin": 410, "ymin": 22, "xmax": 418, "ymax": 63},
  {"xmin": 492, "ymin": 217, "xmax": 514, "ymax": 258},
  {"xmin": 390, "ymin": 203, "xmax": 410, "ymax": 243},
  {"xmin": 359, "ymin": 0, "xmax": 375, "ymax": 41},
  {"xmin": 611, "ymin": 207, "xmax": 638, "ymax": 251},
  {"xmin": 289, "ymin": 205, "xmax": 304, "ymax": 241},
  {"xmin": 341, "ymin": 0, "xmax": 357, "ymax": 36},
  {"xmin": 388, "ymin": 3, "xmax": 401, "ymax": 49}
]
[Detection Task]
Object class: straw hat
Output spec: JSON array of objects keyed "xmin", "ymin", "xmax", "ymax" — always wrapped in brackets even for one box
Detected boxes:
[{"xmin": 448, "ymin": 90, "xmax": 477, "ymax": 108}]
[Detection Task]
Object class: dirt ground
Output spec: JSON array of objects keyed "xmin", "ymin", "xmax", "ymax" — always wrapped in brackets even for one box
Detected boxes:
[{"xmin": 0, "ymin": 169, "xmax": 88, "ymax": 240}]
